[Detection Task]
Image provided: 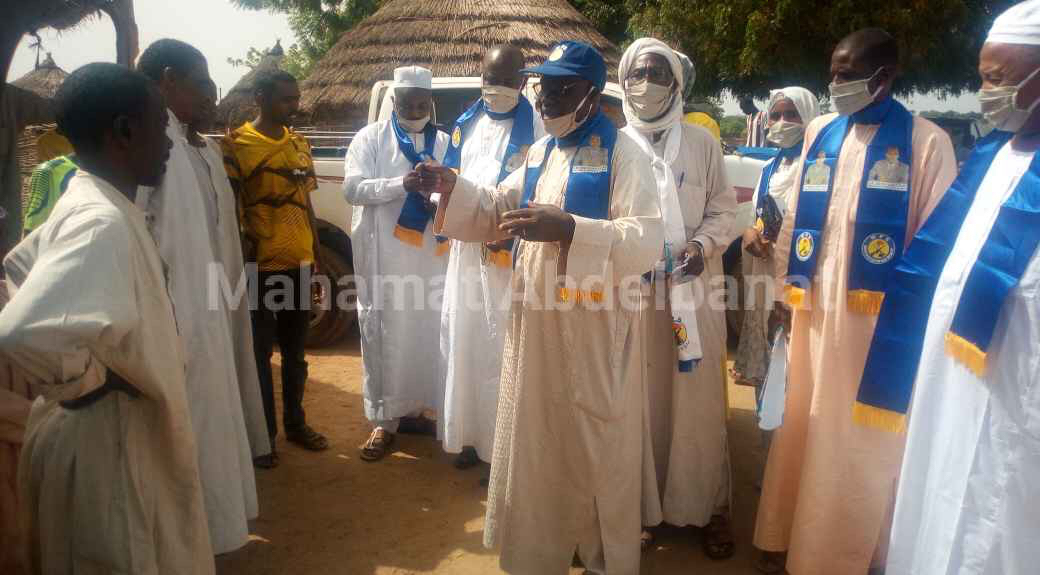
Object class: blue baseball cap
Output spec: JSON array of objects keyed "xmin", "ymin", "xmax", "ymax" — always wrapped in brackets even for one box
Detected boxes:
[{"xmin": 522, "ymin": 41, "xmax": 607, "ymax": 91}]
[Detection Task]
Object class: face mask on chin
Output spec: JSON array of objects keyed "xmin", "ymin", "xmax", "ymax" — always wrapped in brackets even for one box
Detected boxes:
[
  {"xmin": 482, "ymin": 84, "xmax": 521, "ymax": 114},
  {"xmin": 979, "ymin": 67, "xmax": 1040, "ymax": 133},
  {"xmin": 767, "ymin": 120, "xmax": 805, "ymax": 149},
  {"xmin": 397, "ymin": 114, "xmax": 430, "ymax": 133},
  {"xmin": 626, "ymin": 78, "xmax": 675, "ymax": 120},
  {"xmin": 829, "ymin": 68, "xmax": 884, "ymax": 116},
  {"xmin": 542, "ymin": 86, "xmax": 596, "ymax": 139}
]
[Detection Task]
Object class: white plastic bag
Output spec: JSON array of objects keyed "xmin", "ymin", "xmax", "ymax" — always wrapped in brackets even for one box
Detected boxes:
[{"xmin": 758, "ymin": 330, "xmax": 787, "ymax": 430}]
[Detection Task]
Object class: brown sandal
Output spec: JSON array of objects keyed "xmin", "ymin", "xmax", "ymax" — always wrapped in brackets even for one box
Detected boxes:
[
  {"xmin": 703, "ymin": 514, "xmax": 736, "ymax": 560},
  {"xmin": 756, "ymin": 550, "xmax": 786, "ymax": 574},
  {"xmin": 360, "ymin": 428, "xmax": 395, "ymax": 462}
]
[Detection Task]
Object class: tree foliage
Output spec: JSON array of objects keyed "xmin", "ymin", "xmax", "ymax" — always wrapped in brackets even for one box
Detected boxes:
[{"xmin": 227, "ymin": 44, "xmax": 313, "ymax": 79}]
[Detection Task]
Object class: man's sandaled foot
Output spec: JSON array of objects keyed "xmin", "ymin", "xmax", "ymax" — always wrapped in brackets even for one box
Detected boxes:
[
  {"xmin": 253, "ymin": 452, "xmax": 279, "ymax": 469},
  {"xmin": 703, "ymin": 514, "xmax": 736, "ymax": 560},
  {"xmin": 286, "ymin": 425, "xmax": 329, "ymax": 451},
  {"xmin": 360, "ymin": 428, "xmax": 395, "ymax": 462},
  {"xmin": 756, "ymin": 550, "xmax": 787, "ymax": 574},
  {"xmin": 641, "ymin": 529, "xmax": 655, "ymax": 552},
  {"xmin": 454, "ymin": 446, "xmax": 480, "ymax": 470}
]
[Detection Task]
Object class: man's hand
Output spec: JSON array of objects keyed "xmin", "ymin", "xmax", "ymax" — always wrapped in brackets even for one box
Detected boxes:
[
  {"xmin": 768, "ymin": 303, "xmax": 792, "ymax": 336},
  {"xmin": 417, "ymin": 163, "xmax": 457, "ymax": 199},
  {"xmin": 499, "ymin": 203, "xmax": 575, "ymax": 243},
  {"xmin": 486, "ymin": 238, "xmax": 513, "ymax": 252},
  {"xmin": 403, "ymin": 168, "xmax": 423, "ymax": 194},
  {"xmin": 680, "ymin": 241, "xmax": 705, "ymax": 278},
  {"xmin": 743, "ymin": 227, "xmax": 772, "ymax": 259}
]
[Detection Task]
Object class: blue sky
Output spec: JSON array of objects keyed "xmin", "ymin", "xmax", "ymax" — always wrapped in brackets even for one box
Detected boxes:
[{"xmin": 10, "ymin": 0, "xmax": 979, "ymax": 116}]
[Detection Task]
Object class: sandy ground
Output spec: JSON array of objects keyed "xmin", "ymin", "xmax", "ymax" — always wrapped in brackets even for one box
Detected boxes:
[{"xmin": 216, "ymin": 337, "xmax": 768, "ymax": 575}]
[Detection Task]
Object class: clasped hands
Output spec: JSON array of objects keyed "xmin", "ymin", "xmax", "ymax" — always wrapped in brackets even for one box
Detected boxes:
[{"xmin": 406, "ymin": 161, "xmax": 576, "ymax": 243}]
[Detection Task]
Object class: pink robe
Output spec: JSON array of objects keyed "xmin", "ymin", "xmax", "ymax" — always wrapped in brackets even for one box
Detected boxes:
[{"xmin": 752, "ymin": 110, "xmax": 957, "ymax": 575}]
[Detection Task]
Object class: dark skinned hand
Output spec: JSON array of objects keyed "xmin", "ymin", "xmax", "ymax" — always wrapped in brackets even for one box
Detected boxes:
[
  {"xmin": 768, "ymin": 303, "xmax": 792, "ymax": 336},
  {"xmin": 680, "ymin": 242, "xmax": 705, "ymax": 277},
  {"xmin": 416, "ymin": 162, "xmax": 455, "ymax": 199},
  {"xmin": 743, "ymin": 227, "xmax": 772, "ymax": 259},
  {"xmin": 403, "ymin": 169, "xmax": 422, "ymax": 194},
  {"xmin": 486, "ymin": 238, "xmax": 513, "ymax": 252},
  {"xmin": 499, "ymin": 203, "xmax": 575, "ymax": 243}
]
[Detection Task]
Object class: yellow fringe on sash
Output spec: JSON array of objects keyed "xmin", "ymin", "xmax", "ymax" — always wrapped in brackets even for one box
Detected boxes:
[
  {"xmin": 784, "ymin": 285, "xmax": 806, "ymax": 309},
  {"xmin": 944, "ymin": 331, "xmax": 988, "ymax": 378},
  {"xmin": 847, "ymin": 289, "xmax": 885, "ymax": 315},
  {"xmin": 558, "ymin": 288, "xmax": 604, "ymax": 303},
  {"xmin": 393, "ymin": 225, "xmax": 425, "ymax": 248},
  {"xmin": 852, "ymin": 401, "xmax": 907, "ymax": 433},
  {"xmin": 487, "ymin": 249, "xmax": 512, "ymax": 269},
  {"xmin": 435, "ymin": 240, "xmax": 451, "ymax": 257}
]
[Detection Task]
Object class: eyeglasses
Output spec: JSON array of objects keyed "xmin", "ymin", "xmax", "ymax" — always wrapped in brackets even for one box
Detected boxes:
[
  {"xmin": 533, "ymin": 81, "xmax": 582, "ymax": 101},
  {"xmin": 769, "ymin": 109, "xmax": 802, "ymax": 122},
  {"xmin": 625, "ymin": 66, "xmax": 672, "ymax": 85}
]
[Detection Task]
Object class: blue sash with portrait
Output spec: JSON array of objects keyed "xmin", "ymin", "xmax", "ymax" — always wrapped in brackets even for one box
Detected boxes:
[
  {"xmin": 784, "ymin": 98, "xmax": 913, "ymax": 315},
  {"xmin": 391, "ymin": 112, "xmax": 449, "ymax": 254}
]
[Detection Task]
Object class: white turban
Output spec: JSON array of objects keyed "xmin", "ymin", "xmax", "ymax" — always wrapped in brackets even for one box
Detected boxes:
[
  {"xmin": 768, "ymin": 87, "xmax": 820, "ymax": 126},
  {"xmin": 618, "ymin": 37, "xmax": 684, "ymax": 133},
  {"xmin": 987, "ymin": 0, "xmax": 1040, "ymax": 46},
  {"xmin": 393, "ymin": 65, "xmax": 432, "ymax": 89}
]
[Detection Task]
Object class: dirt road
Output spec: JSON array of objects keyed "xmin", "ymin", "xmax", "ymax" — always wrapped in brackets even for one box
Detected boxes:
[{"xmin": 216, "ymin": 338, "xmax": 767, "ymax": 574}]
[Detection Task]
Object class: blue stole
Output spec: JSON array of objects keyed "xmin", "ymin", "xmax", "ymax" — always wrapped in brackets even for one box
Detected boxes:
[
  {"xmin": 855, "ymin": 131, "xmax": 1040, "ymax": 432},
  {"xmin": 755, "ymin": 144, "xmax": 799, "ymax": 231},
  {"xmin": 518, "ymin": 111, "xmax": 616, "ymax": 301},
  {"xmin": 391, "ymin": 113, "xmax": 448, "ymax": 254},
  {"xmin": 443, "ymin": 97, "xmax": 535, "ymax": 268},
  {"xmin": 785, "ymin": 98, "xmax": 914, "ymax": 315}
]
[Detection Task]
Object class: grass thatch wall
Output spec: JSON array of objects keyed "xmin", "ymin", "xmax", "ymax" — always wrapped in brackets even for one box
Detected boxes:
[
  {"xmin": 300, "ymin": 0, "xmax": 620, "ymax": 129},
  {"xmin": 216, "ymin": 43, "xmax": 285, "ymax": 130}
]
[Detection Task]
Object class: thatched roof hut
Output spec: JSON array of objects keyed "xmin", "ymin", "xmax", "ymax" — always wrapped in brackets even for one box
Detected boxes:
[
  {"xmin": 13, "ymin": 53, "xmax": 67, "ymax": 98},
  {"xmin": 215, "ymin": 41, "xmax": 285, "ymax": 130},
  {"xmin": 299, "ymin": 0, "xmax": 621, "ymax": 128}
]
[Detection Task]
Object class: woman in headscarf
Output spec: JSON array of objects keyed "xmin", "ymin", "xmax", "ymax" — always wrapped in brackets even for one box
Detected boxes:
[
  {"xmin": 618, "ymin": 37, "xmax": 738, "ymax": 559},
  {"xmin": 733, "ymin": 88, "xmax": 820, "ymax": 388}
]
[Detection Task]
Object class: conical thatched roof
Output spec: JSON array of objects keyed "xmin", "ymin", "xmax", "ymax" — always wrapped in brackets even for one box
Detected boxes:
[
  {"xmin": 13, "ymin": 53, "xmax": 67, "ymax": 98},
  {"xmin": 299, "ymin": 0, "xmax": 621, "ymax": 128},
  {"xmin": 215, "ymin": 41, "xmax": 285, "ymax": 129}
]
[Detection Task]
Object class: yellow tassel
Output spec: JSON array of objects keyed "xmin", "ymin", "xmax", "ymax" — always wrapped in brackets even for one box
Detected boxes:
[
  {"xmin": 435, "ymin": 240, "xmax": 451, "ymax": 257},
  {"xmin": 558, "ymin": 288, "xmax": 604, "ymax": 303},
  {"xmin": 852, "ymin": 402, "xmax": 907, "ymax": 433},
  {"xmin": 847, "ymin": 289, "xmax": 885, "ymax": 315},
  {"xmin": 785, "ymin": 285, "xmax": 806, "ymax": 309},
  {"xmin": 393, "ymin": 225, "xmax": 425, "ymax": 247},
  {"xmin": 944, "ymin": 331, "xmax": 987, "ymax": 378},
  {"xmin": 487, "ymin": 249, "xmax": 512, "ymax": 268}
]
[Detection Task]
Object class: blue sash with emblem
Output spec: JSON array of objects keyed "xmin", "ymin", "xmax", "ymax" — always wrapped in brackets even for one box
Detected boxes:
[
  {"xmin": 785, "ymin": 98, "xmax": 914, "ymax": 315},
  {"xmin": 855, "ymin": 131, "xmax": 1040, "ymax": 432},
  {"xmin": 391, "ymin": 113, "xmax": 449, "ymax": 254},
  {"xmin": 518, "ymin": 111, "xmax": 615, "ymax": 301}
]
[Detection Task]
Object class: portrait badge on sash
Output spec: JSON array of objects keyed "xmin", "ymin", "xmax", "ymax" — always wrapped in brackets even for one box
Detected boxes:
[
  {"xmin": 573, "ymin": 134, "xmax": 608, "ymax": 174},
  {"xmin": 505, "ymin": 145, "xmax": 529, "ymax": 173}
]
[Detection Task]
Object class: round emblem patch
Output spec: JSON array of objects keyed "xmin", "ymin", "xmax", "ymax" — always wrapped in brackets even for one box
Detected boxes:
[
  {"xmin": 795, "ymin": 231, "xmax": 814, "ymax": 262},
  {"xmin": 861, "ymin": 233, "xmax": 896, "ymax": 265},
  {"xmin": 549, "ymin": 45, "xmax": 566, "ymax": 61},
  {"xmin": 452, "ymin": 126, "xmax": 461, "ymax": 148}
]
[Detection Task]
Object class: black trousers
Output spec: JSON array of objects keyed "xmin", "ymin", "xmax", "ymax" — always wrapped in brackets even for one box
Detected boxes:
[{"xmin": 251, "ymin": 267, "xmax": 310, "ymax": 442}]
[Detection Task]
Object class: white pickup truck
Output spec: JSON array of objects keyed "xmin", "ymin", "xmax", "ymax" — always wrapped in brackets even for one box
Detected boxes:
[{"xmin": 304, "ymin": 78, "xmax": 767, "ymax": 346}]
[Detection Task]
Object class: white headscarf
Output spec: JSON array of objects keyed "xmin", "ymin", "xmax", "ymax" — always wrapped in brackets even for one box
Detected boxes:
[
  {"xmin": 987, "ymin": 0, "xmax": 1040, "ymax": 46},
  {"xmin": 619, "ymin": 38, "xmax": 685, "ymax": 133},
  {"xmin": 767, "ymin": 86, "xmax": 820, "ymax": 129}
]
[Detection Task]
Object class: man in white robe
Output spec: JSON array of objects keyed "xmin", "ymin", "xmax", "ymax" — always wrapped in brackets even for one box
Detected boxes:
[
  {"xmin": 136, "ymin": 39, "xmax": 258, "ymax": 555},
  {"xmin": 439, "ymin": 45, "xmax": 543, "ymax": 473},
  {"xmin": 875, "ymin": 5, "xmax": 1040, "ymax": 573},
  {"xmin": 424, "ymin": 41, "xmax": 663, "ymax": 575},
  {"xmin": 344, "ymin": 66, "xmax": 450, "ymax": 461},
  {"xmin": 0, "ymin": 62, "xmax": 214, "ymax": 574},
  {"xmin": 617, "ymin": 39, "xmax": 737, "ymax": 556}
]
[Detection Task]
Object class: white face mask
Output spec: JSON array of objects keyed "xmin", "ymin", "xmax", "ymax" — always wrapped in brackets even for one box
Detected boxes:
[
  {"xmin": 397, "ymin": 114, "xmax": 430, "ymax": 133},
  {"xmin": 542, "ymin": 87, "xmax": 596, "ymax": 139},
  {"xmin": 829, "ymin": 68, "xmax": 883, "ymax": 116},
  {"xmin": 979, "ymin": 67, "xmax": 1040, "ymax": 133},
  {"xmin": 626, "ymin": 78, "xmax": 675, "ymax": 120},
  {"xmin": 482, "ymin": 84, "xmax": 521, "ymax": 114},
  {"xmin": 767, "ymin": 120, "xmax": 805, "ymax": 149}
]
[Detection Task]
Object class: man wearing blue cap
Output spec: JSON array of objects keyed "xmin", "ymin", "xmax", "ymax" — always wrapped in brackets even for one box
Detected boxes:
[{"xmin": 420, "ymin": 41, "xmax": 663, "ymax": 574}]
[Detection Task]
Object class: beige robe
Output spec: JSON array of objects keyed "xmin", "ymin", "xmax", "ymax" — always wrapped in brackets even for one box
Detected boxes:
[
  {"xmin": 436, "ymin": 129, "xmax": 662, "ymax": 575},
  {"xmin": 641, "ymin": 123, "xmax": 736, "ymax": 528},
  {"xmin": 0, "ymin": 171, "xmax": 214, "ymax": 574},
  {"xmin": 753, "ymin": 111, "xmax": 957, "ymax": 575}
]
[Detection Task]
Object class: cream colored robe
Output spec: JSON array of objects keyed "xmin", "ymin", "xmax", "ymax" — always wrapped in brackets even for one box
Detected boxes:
[
  {"xmin": 436, "ymin": 129, "xmax": 662, "ymax": 575},
  {"xmin": 0, "ymin": 171, "xmax": 214, "ymax": 574},
  {"xmin": 641, "ymin": 123, "xmax": 736, "ymax": 528},
  {"xmin": 753, "ymin": 111, "xmax": 957, "ymax": 575}
]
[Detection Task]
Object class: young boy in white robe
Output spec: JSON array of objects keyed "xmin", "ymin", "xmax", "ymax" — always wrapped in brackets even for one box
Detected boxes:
[{"xmin": 0, "ymin": 62, "xmax": 214, "ymax": 575}]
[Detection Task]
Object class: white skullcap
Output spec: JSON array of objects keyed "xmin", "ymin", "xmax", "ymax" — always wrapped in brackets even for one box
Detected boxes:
[
  {"xmin": 393, "ymin": 65, "xmax": 432, "ymax": 89},
  {"xmin": 987, "ymin": 0, "xmax": 1040, "ymax": 46}
]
